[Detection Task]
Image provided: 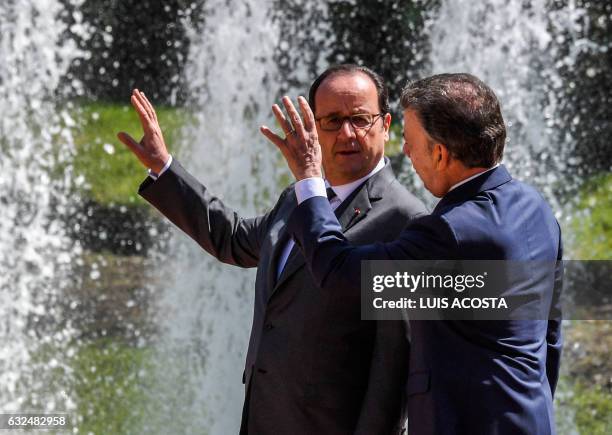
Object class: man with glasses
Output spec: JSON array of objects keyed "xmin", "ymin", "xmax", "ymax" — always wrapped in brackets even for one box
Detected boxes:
[{"xmin": 118, "ymin": 64, "xmax": 426, "ymax": 434}]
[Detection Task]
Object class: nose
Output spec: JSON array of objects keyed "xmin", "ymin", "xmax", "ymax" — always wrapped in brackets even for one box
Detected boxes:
[{"xmin": 337, "ymin": 118, "xmax": 357, "ymax": 141}]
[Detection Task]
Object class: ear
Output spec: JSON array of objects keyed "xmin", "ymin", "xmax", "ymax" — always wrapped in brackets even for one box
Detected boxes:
[
  {"xmin": 433, "ymin": 143, "xmax": 451, "ymax": 170},
  {"xmin": 382, "ymin": 113, "xmax": 392, "ymax": 142}
]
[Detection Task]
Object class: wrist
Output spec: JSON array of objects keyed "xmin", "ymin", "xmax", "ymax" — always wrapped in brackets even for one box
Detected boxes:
[
  {"xmin": 298, "ymin": 166, "xmax": 322, "ymax": 180},
  {"xmin": 150, "ymin": 153, "xmax": 170, "ymax": 173}
]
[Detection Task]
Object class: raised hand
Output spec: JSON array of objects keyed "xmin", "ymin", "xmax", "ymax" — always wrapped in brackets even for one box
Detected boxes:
[
  {"xmin": 260, "ymin": 96, "xmax": 322, "ymax": 180},
  {"xmin": 117, "ymin": 89, "xmax": 170, "ymax": 173}
]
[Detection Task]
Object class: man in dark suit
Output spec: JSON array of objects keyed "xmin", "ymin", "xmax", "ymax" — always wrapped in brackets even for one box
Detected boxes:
[
  {"xmin": 263, "ymin": 73, "xmax": 563, "ymax": 435},
  {"xmin": 117, "ymin": 65, "xmax": 426, "ymax": 434}
]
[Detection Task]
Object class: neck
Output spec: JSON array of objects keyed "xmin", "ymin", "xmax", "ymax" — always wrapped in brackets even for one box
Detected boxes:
[
  {"xmin": 451, "ymin": 166, "xmax": 492, "ymax": 185},
  {"xmin": 441, "ymin": 164, "xmax": 498, "ymax": 196},
  {"xmin": 324, "ymin": 156, "xmax": 385, "ymax": 186}
]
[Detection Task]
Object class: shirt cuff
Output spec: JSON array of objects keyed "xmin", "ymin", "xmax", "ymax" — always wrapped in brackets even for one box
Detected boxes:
[
  {"xmin": 295, "ymin": 177, "xmax": 326, "ymax": 204},
  {"xmin": 148, "ymin": 155, "xmax": 173, "ymax": 180}
]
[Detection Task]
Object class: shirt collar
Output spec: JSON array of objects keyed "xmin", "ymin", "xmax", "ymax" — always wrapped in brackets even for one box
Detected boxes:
[
  {"xmin": 325, "ymin": 157, "xmax": 386, "ymax": 202},
  {"xmin": 448, "ymin": 163, "xmax": 500, "ymax": 193}
]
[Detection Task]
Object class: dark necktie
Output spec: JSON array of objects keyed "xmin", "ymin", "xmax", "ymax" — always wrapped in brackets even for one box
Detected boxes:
[{"xmin": 326, "ymin": 187, "xmax": 337, "ymax": 202}]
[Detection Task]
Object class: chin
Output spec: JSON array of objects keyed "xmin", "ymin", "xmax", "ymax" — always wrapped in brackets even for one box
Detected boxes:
[
  {"xmin": 429, "ymin": 185, "xmax": 446, "ymax": 198},
  {"xmin": 336, "ymin": 160, "xmax": 364, "ymax": 173},
  {"xmin": 423, "ymin": 180, "xmax": 442, "ymax": 198}
]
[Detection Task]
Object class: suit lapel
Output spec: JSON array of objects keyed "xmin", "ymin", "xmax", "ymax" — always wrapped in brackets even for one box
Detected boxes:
[
  {"xmin": 264, "ymin": 191, "xmax": 297, "ymax": 295},
  {"xmin": 336, "ymin": 184, "xmax": 373, "ymax": 232},
  {"xmin": 273, "ymin": 243, "xmax": 304, "ymax": 289}
]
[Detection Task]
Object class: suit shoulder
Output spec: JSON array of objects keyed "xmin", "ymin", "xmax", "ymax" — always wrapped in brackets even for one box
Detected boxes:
[
  {"xmin": 497, "ymin": 178, "xmax": 558, "ymax": 226},
  {"xmin": 381, "ymin": 178, "xmax": 428, "ymax": 218}
]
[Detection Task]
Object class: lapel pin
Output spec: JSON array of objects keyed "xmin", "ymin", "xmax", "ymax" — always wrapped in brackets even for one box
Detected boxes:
[{"xmin": 354, "ymin": 208, "xmax": 361, "ymax": 215}]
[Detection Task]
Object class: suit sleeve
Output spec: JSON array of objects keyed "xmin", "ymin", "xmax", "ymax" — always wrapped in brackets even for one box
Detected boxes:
[
  {"xmin": 288, "ymin": 196, "xmax": 457, "ymax": 290},
  {"xmin": 546, "ymin": 224, "xmax": 563, "ymax": 396},
  {"xmin": 139, "ymin": 159, "xmax": 281, "ymax": 268}
]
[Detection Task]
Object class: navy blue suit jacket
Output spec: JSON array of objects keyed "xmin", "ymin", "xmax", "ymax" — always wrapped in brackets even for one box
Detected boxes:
[{"xmin": 289, "ymin": 165, "xmax": 563, "ymax": 435}]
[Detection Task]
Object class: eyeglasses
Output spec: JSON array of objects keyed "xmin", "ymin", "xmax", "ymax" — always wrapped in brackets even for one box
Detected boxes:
[{"xmin": 315, "ymin": 113, "xmax": 384, "ymax": 132}]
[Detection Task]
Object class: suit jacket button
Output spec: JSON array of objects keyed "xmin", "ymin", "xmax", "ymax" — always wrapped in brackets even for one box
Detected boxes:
[
  {"xmin": 264, "ymin": 323, "xmax": 274, "ymax": 330},
  {"xmin": 257, "ymin": 368, "xmax": 268, "ymax": 374}
]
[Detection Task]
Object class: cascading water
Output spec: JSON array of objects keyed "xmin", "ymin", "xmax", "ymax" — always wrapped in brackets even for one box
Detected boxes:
[
  {"xmin": 0, "ymin": 0, "xmax": 88, "ymax": 414},
  {"xmin": 422, "ymin": 0, "xmax": 587, "ymax": 213},
  {"xmin": 144, "ymin": 1, "xmax": 292, "ymax": 433},
  {"xmin": 421, "ymin": 1, "xmax": 601, "ymax": 433}
]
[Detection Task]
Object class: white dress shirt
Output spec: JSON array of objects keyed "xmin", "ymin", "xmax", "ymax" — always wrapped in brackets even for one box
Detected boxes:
[
  {"xmin": 447, "ymin": 163, "xmax": 499, "ymax": 192},
  {"xmin": 147, "ymin": 155, "xmax": 173, "ymax": 180}
]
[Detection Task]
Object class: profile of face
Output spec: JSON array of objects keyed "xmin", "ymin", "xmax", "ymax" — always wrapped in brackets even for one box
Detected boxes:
[
  {"xmin": 402, "ymin": 109, "xmax": 443, "ymax": 197},
  {"xmin": 314, "ymin": 72, "xmax": 391, "ymax": 185}
]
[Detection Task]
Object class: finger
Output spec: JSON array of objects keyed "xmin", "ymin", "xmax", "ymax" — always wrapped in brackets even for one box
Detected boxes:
[
  {"xmin": 298, "ymin": 96, "xmax": 315, "ymax": 131},
  {"xmin": 138, "ymin": 90, "xmax": 159, "ymax": 123},
  {"xmin": 131, "ymin": 93, "xmax": 153, "ymax": 134},
  {"xmin": 133, "ymin": 89, "xmax": 156, "ymax": 125},
  {"xmin": 282, "ymin": 96, "xmax": 305, "ymax": 137},
  {"xmin": 260, "ymin": 125, "xmax": 287, "ymax": 150},
  {"xmin": 117, "ymin": 132, "xmax": 143, "ymax": 156},
  {"xmin": 271, "ymin": 104, "xmax": 293, "ymax": 135}
]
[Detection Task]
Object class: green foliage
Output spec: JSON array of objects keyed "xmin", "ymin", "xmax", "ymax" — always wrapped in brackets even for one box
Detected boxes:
[
  {"xmin": 387, "ymin": 123, "xmax": 404, "ymax": 157},
  {"xmin": 566, "ymin": 383, "xmax": 612, "ymax": 435},
  {"xmin": 71, "ymin": 102, "xmax": 189, "ymax": 206},
  {"xmin": 561, "ymin": 319, "xmax": 612, "ymax": 434},
  {"xmin": 570, "ymin": 173, "xmax": 612, "ymax": 259},
  {"xmin": 70, "ymin": 338, "xmax": 208, "ymax": 434},
  {"xmin": 70, "ymin": 339, "xmax": 155, "ymax": 434}
]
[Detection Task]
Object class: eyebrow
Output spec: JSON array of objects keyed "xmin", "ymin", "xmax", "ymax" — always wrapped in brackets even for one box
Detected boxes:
[{"xmin": 317, "ymin": 108, "xmax": 374, "ymax": 117}]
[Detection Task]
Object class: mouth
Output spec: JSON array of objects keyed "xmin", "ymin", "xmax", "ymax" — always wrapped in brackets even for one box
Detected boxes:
[{"xmin": 335, "ymin": 150, "xmax": 360, "ymax": 157}]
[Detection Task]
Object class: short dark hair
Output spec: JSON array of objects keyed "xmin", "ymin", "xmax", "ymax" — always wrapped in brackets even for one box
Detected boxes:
[
  {"xmin": 400, "ymin": 73, "xmax": 506, "ymax": 168},
  {"xmin": 308, "ymin": 64, "xmax": 390, "ymax": 115}
]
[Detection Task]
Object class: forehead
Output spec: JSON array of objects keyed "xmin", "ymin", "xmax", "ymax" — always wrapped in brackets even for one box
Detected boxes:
[
  {"xmin": 403, "ymin": 109, "xmax": 421, "ymax": 133},
  {"xmin": 314, "ymin": 72, "xmax": 379, "ymax": 115}
]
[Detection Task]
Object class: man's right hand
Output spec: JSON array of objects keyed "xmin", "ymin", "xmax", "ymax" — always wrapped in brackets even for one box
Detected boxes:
[
  {"xmin": 117, "ymin": 89, "xmax": 170, "ymax": 174},
  {"xmin": 260, "ymin": 96, "xmax": 322, "ymax": 181}
]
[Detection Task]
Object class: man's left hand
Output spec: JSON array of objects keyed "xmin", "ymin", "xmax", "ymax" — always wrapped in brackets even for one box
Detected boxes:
[{"xmin": 260, "ymin": 96, "xmax": 322, "ymax": 180}]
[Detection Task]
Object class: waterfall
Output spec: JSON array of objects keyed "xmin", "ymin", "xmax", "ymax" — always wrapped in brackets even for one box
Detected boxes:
[
  {"xmin": 0, "ymin": 0, "xmax": 88, "ymax": 413},
  {"xmin": 147, "ymin": 1, "xmax": 292, "ymax": 433},
  {"xmin": 424, "ymin": 0, "xmax": 587, "ymax": 214}
]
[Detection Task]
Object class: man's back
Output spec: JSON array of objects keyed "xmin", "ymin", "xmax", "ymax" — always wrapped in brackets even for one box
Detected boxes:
[
  {"xmin": 289, "ymin": 165, "xmax": 563, "ymax": 435},
  {"xmin": 404, "ymin": 166, "xmax": 562, "ymax": 435}
]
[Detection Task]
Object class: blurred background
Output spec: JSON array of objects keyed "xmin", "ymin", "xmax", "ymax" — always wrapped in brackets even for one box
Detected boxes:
[{"xmin": 0, "ymin": 0, "xmax": 610, "ymax": 433}]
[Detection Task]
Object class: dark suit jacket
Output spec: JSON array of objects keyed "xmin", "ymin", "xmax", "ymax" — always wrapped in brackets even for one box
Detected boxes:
[
  {"xmin": 139, "ymin": 158, "xmax": 427, "ymax": 434},
  {"xmin": 289, "ymin": 165, "xmax": 563, "ymax": 435}
]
